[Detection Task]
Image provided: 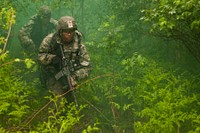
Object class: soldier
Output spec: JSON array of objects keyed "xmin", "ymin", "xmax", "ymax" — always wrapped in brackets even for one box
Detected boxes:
[
  {"xmin": 38, "ymin": 16, "xmax": 91, "ymax": 103},
  {"xmin": 18, "ymin": 5, "xmax": 57, "ymax": 58}
]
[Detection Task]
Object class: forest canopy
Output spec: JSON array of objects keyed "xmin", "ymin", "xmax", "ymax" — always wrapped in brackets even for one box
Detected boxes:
[{"xmin": 141, "ymin": 0, "xmax": 200, "ymax": 62}]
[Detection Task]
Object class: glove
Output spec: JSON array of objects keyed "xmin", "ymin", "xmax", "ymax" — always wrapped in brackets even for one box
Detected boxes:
[
  {"xmin": 52, "ymin": 56, "xmax": 61, "ymax": 65},
  {"xmin": 70, "ymin": 76, "xmax": 77, "ymax": 87},
  {"xmin": 75, "ymin": 69, "xmax": 88, "ymax": 80}
]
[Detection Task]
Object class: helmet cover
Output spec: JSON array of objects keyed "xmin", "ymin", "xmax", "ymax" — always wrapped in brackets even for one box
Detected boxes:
[{"xmin": 57, "ymin": 16, "xmax": 77, "ymax": 31}]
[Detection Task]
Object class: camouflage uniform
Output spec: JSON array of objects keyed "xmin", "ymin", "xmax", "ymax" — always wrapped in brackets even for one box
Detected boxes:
[
  {"xmin": 18, "ymin": 5, "xmax": 57, "ymax": 56},
  {"xmin": 38, "ymin": 16, "xmax": 91, "ymax": 102}
]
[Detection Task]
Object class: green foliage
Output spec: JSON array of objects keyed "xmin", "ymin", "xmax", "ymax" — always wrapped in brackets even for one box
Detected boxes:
[
  {"xmin": 30, "ymin": 96, "xmax": 88, "ymax": 133},
  {"xmin": 0, "ymin": 54, "xmax": 38, "ymax": 130},
  {"xmin": 0, "ymin": 2, "xmax": 26, "ymax": 131},
  {"xmin": 81, "ymin": 123, "xmax": 100, "ymax": 133},
  {"xmin": 1, "ymin": 0, "xmax": 200, "ymax": 132},
  {"xmin": 0, "ymin": 2, "xmax": 16, "ymax": 31},
  {"xmin": 79, "ymin": 49, "xmax": 200, "ymax": 132},
  {"xmin": 24, "ymin": 58, "xmax": 36, "ymax": 68},
  {"xmin": 98, "ymin": 15, "xmax": 125, "ymax": 49},
  {"xmin": 0, "ymin": 2, "xmax": 39, "ymax": 132},
  {"xmin": 0, "ymin": 0, "xmax": 15, "ymax": 51},
  {"xmin": 140, "ymin": 0, "xmax": 200, "ymax": 62},
  {"xmin": 81, "ymin": 2, "xmax": 200, "ymax": 130},
  {"xmin": 121, "ymin": 53, "xmax": 200, "ymax": 132},
  {"xmin": 140, "ymin": 0, "xmax": 200, "ymax": 32}
]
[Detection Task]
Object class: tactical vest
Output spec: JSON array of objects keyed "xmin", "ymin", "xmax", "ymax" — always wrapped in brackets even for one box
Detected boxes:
[{"xmin": 52, "ymin": 30, "xmax": 82, "ymax": 71}]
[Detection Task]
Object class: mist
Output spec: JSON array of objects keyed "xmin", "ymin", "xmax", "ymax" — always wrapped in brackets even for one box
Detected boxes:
[{"xmin": 1, "ymin": 0, "xmax": 200, "ymax": 132}]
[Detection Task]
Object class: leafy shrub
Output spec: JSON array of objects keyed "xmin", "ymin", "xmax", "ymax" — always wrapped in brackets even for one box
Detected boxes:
[{"xmin": 121, "ymin": 53, "xmax": 200, "ymax": 132}]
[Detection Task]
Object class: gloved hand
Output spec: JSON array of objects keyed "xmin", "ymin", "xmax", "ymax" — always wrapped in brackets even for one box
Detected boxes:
[
  {"xmin": 70, "ymin": 76, "xmax": 77, "ymax": 87},
  {"xmin": 52, "ymin": 56, "xmax": 61, "ymax": 65},
  {"xmin": 74, "ymin": 69, "xmax": 88, "ymax": 80}
]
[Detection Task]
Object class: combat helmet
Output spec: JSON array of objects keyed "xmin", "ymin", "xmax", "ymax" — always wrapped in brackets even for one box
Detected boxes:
[
  {"xmin": 38, "ymin": 5, "xmax": 51, "ymax": 19},
  {"xmin": 57, "ymin": 16, "xmax": 77, "ymax": 31}
]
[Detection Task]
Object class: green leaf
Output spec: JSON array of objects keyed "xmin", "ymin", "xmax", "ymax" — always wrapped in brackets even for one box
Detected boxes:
[{"xmin": 24, "ymin": 58, "xmax": 35, "ymax": 68}]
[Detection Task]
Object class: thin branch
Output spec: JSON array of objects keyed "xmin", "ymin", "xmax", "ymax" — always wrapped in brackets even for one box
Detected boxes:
[
  {"xmin": 0, "ymin": 59, "xmax": 26, "ymax": 67},
  {"xmin": 13, "ymin": 73, "xmax": 113, "ymax": 131},
  {"xmin": 2, "ymin": 10, "xmax": 14, "ymax": 54}
]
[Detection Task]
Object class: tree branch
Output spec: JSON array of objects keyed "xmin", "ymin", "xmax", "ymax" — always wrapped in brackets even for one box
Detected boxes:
[{"xmin": 2, "ymin": 10, "xmax": 14, "ymax": 54}]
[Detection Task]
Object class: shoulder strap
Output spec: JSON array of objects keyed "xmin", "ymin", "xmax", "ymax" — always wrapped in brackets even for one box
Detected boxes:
[{"xmin": 73, "ymin": 30, "xmax": 82, "ymax": 52}]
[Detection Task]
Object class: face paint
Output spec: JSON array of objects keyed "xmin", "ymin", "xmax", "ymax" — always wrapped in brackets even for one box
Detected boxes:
[{"xmin": 61, "ymin": 30, "xmax": 75, "ymax": 43}]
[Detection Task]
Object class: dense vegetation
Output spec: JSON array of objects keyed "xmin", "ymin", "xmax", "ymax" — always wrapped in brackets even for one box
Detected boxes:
[{"xmin": 1, "ymin": 0, "xmax": 200, "ymax": 132}]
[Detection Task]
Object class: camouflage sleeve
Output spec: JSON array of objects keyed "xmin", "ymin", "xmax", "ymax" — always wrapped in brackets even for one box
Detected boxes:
[
  {"xmin": 50, "ymin": 18, "xmax": 58, "ymax": 31},
  {"xmin": 18, "ymin": 16, "xmax": 35, "ymax": 51},
  {"xmin": 38, "ymin": 33, "xmax": 56, "ymax": 65},
  {"xmin": 79, "ymin": 44, "xmax": 90, "ymax": 67},
  {"xmin": 74, "ymin": 43, "xmax": 91, "ymax": 80}
]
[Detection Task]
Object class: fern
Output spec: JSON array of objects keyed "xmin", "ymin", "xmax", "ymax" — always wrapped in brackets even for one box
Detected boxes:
[
  {"xmin": 30, "ymin": 96, "xmax": 86, "ymax": 133},
  {"xmin": 120, "ymin": 53, "xmax": 200, "ymax": 132}
]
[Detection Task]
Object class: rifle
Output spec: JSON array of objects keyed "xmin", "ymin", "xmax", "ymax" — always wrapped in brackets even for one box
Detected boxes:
[{"xmin": 54, "ymin": 45, "xmax": 78, "ymax": 109}]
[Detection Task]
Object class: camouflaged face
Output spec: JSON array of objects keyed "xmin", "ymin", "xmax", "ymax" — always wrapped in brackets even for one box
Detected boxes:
[
  {"xmin": 38, "ymin": 31, "xmax": 91, "ymax": 81},
  {"xmin": 38, "ymin": 5, "xmax": 51, "ymax": 18}
]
